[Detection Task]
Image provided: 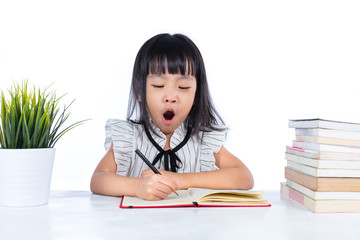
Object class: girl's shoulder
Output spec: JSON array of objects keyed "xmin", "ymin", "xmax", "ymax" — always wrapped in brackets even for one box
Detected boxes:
[
  {"xmin": 104, "ymin": 119, "xmax": 138, "ymax": 175},
  {"xmin": 199, "ymin": 124, "xmax": 228, "ymax": 153},
  {"xmin": 104, "ymin": 119, "xmax": 144, "ymax": 153},
  {"xmin": 105, "ymin": 119, "xmax": 143, "ymax": 134}
]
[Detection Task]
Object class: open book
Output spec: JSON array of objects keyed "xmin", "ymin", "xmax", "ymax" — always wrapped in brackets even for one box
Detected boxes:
[{"xmin": 120, "ymin": 188, "xmax": 270, "ymax": 208}]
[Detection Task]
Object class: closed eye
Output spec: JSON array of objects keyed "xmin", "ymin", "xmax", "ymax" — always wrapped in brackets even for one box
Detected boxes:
[
  {"xmin": 179, "ymin": 86, "xmax": 190, "ymax": 90},
  {"xmin": 152, "ymin": 85, "xmax": 164, "ymax": 88}
]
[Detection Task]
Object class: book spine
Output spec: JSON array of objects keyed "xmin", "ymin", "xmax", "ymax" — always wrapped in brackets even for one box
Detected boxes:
[
  {"xmin": 286, "ymin": 146, "xmax": 320, "ymax": 159},
  {"xmin": 280, "ymin": 183, "xmax": 315, "ymax": 212},
  {"xmin": 293, "ymin": 140, "xmax": 360, "ymax": 153},
  {"xmin": 281, "ymin": 182, "xmax": 305, "ymax": 206},
  {"xmin": 287, "ymin": 160, "xmax": 317, "ymax": 176},
  {"xmin": 295, "ymin": 128, "xmax": 360, "ymax": 140},
  {"xmin": 287, "ymin": 160, "xmax": 360, "ymax": 177},
  {"xmin": 285, "ymin": 153, "xmax": 319, "ymax": 168},
  {"xmin": 285, "ymin": 153, "xmax": 360, "ymax": 169},
  {"xmin": 285, "ymin": 167, "xmax": 319, "ymax": 191},
  {"xmin": 287, "ymin": 179, "xmax": 360, "ymax": 200},
  {"xmin": 288, "ymin": 119, "xmax": 319, "ymax": 128},
  {"xmin": 296, "ymin": 135, "xmax": 360, "ymax": 147},
  {"xmin": 281, "ymin": 183, "xmax": 360, "ymax": 213}
]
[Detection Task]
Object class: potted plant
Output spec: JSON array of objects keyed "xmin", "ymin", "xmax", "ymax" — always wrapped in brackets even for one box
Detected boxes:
[{"xmin": 0, "ymin": 80, "xmax": 87, "ymax": 207}]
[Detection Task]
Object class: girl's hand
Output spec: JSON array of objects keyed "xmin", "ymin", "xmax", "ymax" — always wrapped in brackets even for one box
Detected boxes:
[
  {"xmin": 141, "ymin": 169, "xmax": 182, "ymax": 187},
  {"xmin": 140, "ymin": 169, "xmax": 158, "ymax": 178},
  {"xmin": 135, "ymin": 173, "xmax": 178, "ymax": 201}
]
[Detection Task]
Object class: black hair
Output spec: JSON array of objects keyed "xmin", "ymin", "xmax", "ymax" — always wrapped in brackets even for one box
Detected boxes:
[{"xmin": 127, "ymin": 33, "xmax": 226, "ymax": 137}]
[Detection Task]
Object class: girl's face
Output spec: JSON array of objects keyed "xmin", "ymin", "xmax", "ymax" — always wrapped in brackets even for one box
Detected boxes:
[{"xmin": 146, "ymin": 72, "xmax": 197, "ymax": 136}]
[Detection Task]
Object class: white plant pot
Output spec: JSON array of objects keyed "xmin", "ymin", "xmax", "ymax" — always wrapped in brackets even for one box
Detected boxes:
[{"xmin": 0, "ymin": 148, "xmax": 55, "ymax": 207}]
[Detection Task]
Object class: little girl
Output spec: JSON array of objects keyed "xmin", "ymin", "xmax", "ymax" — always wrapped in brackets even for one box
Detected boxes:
[{"xmin": 91, "ymin": 33, "xmax": 254, "ymax": 200}]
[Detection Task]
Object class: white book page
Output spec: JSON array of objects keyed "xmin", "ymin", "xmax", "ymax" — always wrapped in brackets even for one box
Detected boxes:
[
  {"xmin": 188, "ymin": 188, "xmax": 261, "ymax": 201},
  {"xmin": 122, "ymin": 189, "xmax": 194, "ymax": 207}
]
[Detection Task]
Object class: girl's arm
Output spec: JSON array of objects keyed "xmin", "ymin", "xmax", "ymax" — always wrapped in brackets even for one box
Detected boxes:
[
  {"xmin": 90, "ymin": 143, "xmax": 178, "ymax": 200},
  {"xmin": 142, "ymin": 146, "xmax": 254, "ymax": 190}
]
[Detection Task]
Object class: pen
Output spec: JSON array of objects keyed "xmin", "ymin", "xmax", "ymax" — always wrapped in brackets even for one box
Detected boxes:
[
  {"xmin": 135, "ymin": 149, "xmax": 161, "ymax": 174},
  {"xmin": 135, "ymin": 149, "xmax": 179, "ymax": 196}
]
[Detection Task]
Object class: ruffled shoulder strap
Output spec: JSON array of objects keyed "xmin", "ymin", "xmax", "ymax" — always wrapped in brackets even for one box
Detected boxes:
[
  {"xmin": 105, "ymin": 119, "xmax": 135, "ymax": 176},
  {"xmin": 199, "ymin": 126, "xmax": 227, "ymax": 171}
]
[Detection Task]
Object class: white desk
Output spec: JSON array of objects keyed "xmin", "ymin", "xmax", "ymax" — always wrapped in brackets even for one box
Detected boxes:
[{"xmin": 0, "ymin": 191, "xmax": 359, "ymax": 240}]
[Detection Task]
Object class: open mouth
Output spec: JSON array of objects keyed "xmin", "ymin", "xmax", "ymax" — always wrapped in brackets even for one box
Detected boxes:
[{"xmin": 163, "ymin": 110, "xmax": 175, "ymax": 121}]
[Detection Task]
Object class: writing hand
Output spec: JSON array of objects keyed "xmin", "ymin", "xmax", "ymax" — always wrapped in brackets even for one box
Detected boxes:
[{"xmin": 135, "ymin": 174, "xmax": 178, "ymax": 201}]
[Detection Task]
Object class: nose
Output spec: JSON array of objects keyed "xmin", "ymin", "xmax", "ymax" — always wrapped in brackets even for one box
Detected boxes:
[
  {"xmin": 164, "ymin": 90, "xmax": 177, "ymax": 103},
  {"xmin": 165, "ymin": 96, "xmax": 177, "ymax": 103}
]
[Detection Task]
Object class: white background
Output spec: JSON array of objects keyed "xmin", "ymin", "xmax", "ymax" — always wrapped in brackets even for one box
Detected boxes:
[{"xmin": 1, "ymin": 0, "xmax": 359, "ymax": 191}]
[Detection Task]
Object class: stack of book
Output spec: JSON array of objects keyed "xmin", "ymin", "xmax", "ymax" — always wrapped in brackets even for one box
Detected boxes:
[{"xmin": 280, "ymin": 118, "xmax": 360, "ymax": 213}]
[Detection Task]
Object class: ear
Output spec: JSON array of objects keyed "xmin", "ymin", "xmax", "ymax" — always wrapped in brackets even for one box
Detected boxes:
[{"xmin": 137, "ymin": 93, "xmax": 141, "ymax": 102}]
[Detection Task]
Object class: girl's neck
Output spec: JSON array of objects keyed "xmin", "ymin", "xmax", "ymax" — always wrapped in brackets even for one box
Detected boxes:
[{"xmin": 164, "ymin": 132, "xmax": 174, "ymax": 150}]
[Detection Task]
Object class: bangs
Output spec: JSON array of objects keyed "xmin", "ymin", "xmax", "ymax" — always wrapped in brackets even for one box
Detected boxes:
[{"xmin": 147, "ymin": 36, "xmax": 198, "ymax": 76}]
